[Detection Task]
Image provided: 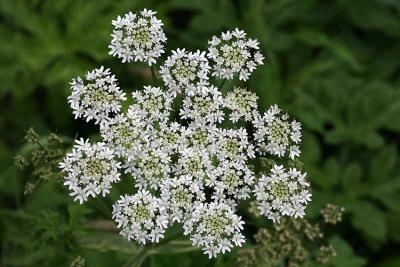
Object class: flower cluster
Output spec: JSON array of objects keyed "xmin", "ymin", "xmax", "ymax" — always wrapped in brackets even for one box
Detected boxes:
[
  {"xmin": 207, "ymin": 28, "xmax": 265, "ymax": 80},
  {"xmin": 160, "ymin": 49, "xmax": 210, "ymax": 96},
  {"xmin": 112, "ymin": 190, "xmax": 168, "ymax": 244},
  {"xmin": 109, "ymin": 9, "xmax": 167, "ymax": 65},
  {"xmin": 60, "ymin": 8, "xmax": 311, "ymax": 259},
  {"xmin": 253, "ymin": 104, "xmax": 302, "ymax": 159},
  {"xmin": 59, "ymin": 139, "xmax": 121, "ymax": 204},
  {"xmin": 183, "ymin": 202, "xmax": 245, "ymax": 258},
  {"xmin": 254, "ymin": 164, "xmax": 311, "ymax": 222},
  {"xmin": 68, "ymin": 66, "xmax": 126, "ymax": 125}
]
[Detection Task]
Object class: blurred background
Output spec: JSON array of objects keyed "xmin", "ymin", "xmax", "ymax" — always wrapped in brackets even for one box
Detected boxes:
[{"xmin": 1, "ymin": 0, "xmax": 400, "ymax": 266}]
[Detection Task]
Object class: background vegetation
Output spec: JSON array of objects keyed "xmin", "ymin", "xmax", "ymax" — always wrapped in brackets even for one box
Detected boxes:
[{"xmin": 1, "ymin": 0, "xmax": 400, "ymax": 266}]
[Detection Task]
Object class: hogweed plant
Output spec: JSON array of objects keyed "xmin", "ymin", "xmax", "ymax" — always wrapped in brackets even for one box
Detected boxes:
[{"xmin": 56, "ymin": 8, "xmax": 314, "ymax": 259}]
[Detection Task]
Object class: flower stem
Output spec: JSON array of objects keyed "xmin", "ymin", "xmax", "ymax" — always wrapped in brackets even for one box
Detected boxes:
[
  {"xmin": 219, "ymin": 79, "xmax": 226, "ymax": 90},
  {"xmin": 150, "ymin": 66, "xmax": 158, "ymax": 87}
]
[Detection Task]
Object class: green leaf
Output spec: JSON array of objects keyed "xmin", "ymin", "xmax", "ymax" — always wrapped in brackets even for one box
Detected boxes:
[
  {"xmin": 295, "ymin": 28, "xmax": 362, "ymax": 71},
  {"xmin": 349, "ymin": 202, "xmax": 387, "ymax": 242},
  {"xmin": 330, "ymin": 235, "xmax": 367, "ymax": 267},
  {"xmin": 76, "ymin": 232, "xmax": 139, "ymax": 254}
]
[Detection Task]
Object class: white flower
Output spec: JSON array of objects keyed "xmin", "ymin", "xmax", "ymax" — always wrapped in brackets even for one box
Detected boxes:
[
  {"xmin": 100, "ymin": 114, "xmax": 146, "ymax": 161},
  {"xmin": 112, "ymin": 190, "xmax": 168, "ymax": 244},
  {"xmin": 129, "ymin": 86, "xmax": 174, "ymax": 128},
  {"xmin": 61, "ymin": 11, "xmax": 314, "ymax": 257},
  {"xmin": 207, "ymin": 28, "xmax": 264, "ymax": 81},
  {"xmin": 253, "ymin": 104, "xmax": 302, "ymax": 159},
  {"xmin": 160, "ymin": 49, "xmax": 210, "ymax": 96},
  {"xmin": 208, "ymin": 163, "xmax": 255, "ymax": 202},
  {"xmin": 109, "ymin": 9, "xmax": 167, "ymax": 65},
  {"xmin": 154, "ymin": 122, "xmax": 185, "ymax": 152},
  {"xmin": 183, "ymin": 202, "xmax": 245, "ymax": 258},
  {"xmin": 224, "ymin": 87, "xmax": 259, "ymax": 123},
  {"xmin": 180, "ymin": 86, "xmax": 224, "ymax": 125},
  {"xmin": 174, "ymin": 147, "xmax": 213, "ymax": 181},
  {"xmin": 160, "ymin": 176, "xmax": 205, "ymax": 223},
  {"xmin": 59, "ymin": 138, "xmax": 121, "ymax": 204},
  {"xmin": 253, "ymin": 164, "xmax": 311, "ymax": 222},
  {"xmin": 211, "ymin": 128, "xmax": 255, "ymax": 167},
  {"xmin": 182, "ymin": 123, "xmax": 218, "ymax": 151},
  {"xmin": 124, "ymin": 147, "xmax": 171, "ymax": 190},
  {"xmin": 68, "ymin": 66, "xmax": 126, "ymax": 125}
]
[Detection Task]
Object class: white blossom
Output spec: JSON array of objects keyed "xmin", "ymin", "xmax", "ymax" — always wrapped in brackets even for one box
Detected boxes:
[
  {"xmin": 183, "ymin": 202, "xmax": 245, "ymax": 258},
  {"xmin": 160, "ymin": 176, "xmax": 205, "ymax": 223},
  {"xmin": 180, "ymin": 85, "xmax": 224, "ymax": 125},
  {"xmin": 211, "ymin": 128, "xmax": 255, "ymax": 167},
  {"xmin": 68, "ymin": 66, "xmax": 126, "ymax": 125},
  {"xmin": 124, "ymin": 146, "xmax": 171, "ymax": 190},
  {"xmin": 253, "ymin": 164, "xmax": 311, "ymax": 222},
  {"xmin": 100, "ymin": 114, "xmax": 146, "ymax": 161},
  {"xmin": 109, "ymin": 9, "xmax": 167, "ymax": 65},
  {"xmin": 207, "ymin": 28, "xmax": 264, "ymax": 81},
  {"xmin": 60, "ymin": 10, "xmax": 313, "ymax": 258},
  {"xmin": 253, "ymin": 104, "xmax": 302, "ymax": 159},
  {"xmin": 208, "ymin": 163, "xmax": 255, "ymax": 202},
  {"xmin": 129, "ymin": 86, "xmax": 174, "ymax": 128},
  {"xmin": 112, "ymin": 190, "xmax": 168, "ymax": 244},
  {"xmin": 160, "ymin": 49, "xmax": 210, "ymax": 96},
  {"xmin": 59, "ymin": 138, "xmax": 121, "ymax": 204},
  {"xmin": 224, "ymin": 87, "xmax": 259, "ymax": 123}
]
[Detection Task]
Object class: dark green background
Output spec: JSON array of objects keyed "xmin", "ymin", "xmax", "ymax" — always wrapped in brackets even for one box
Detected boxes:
[{"xmin": 1, "ymin": 0, "xmax": 400, "ymax": 266}]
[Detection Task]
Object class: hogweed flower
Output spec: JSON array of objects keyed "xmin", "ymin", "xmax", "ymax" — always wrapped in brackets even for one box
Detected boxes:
[
  {"xmin": 109, "ymin": 9, "xmax": 167, "ymax": 65},
  {"xmin": 130, "ymin": 86, "xmax": 173, "ymax": 127},
  {"xmin": 160, "ymin": 176, "xmax": 205, "ymax": 223},
  {"xmin": 224, "ymin": 87, "xmax": 259, "ymax": 123},
  {"xmin": 253, "ymin": 164, "xmax": 311, "ymax": 222},
  {"xmin": 183, "ymin": 202, "xmax": 245, "ymax": 258},
  {"xmin": 207, "ymin": 28, "xmax": 264, "ymax": 81},
  {"xmin": 68, "ymin": 66, "xmax": 126, "ymax": 125},
  {"xmin": 253, "ymin": 104, "xmax": 302, "ymax": 159},
  {"xmin": 59, "ymin": 7, "xmax": 313, "ymax": 259},
  {"xmin": 112, "ymin": 190, "xmax": 168, "ymax": 244},
  {"xmin": 180, "ymin": 86, "xmax": 224, "ymax": 125},
  {"xmin": 100, "ymin": 114, "xmax": 145, "ymax": 160},
  {"xmin": 160, "ymin": 49, "xmax": 210, "ymax": 96},
  {"xmin": 59, "ymin": 139, "xmax": 121, "ymax": 204}
]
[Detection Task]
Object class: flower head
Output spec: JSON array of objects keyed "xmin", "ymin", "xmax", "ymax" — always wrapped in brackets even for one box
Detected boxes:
[
  {"xmin": 109, "ymin": 9, "xmax": 167, "ymax": 65},
  {"xmin": 124, "ymin": 146, "xmax": 171, "ymax": 190},
  {"xmin": 160, "ymin": 176, "xmax": 205, "ymax": 223},
  {"xmin": 253, "ymin": 164, "xmax": 311, "ymax": 222},
  {"xmin": 253, "ymin": 105, "xmax": 302, "ymax": 159},
  {"xmin": 68, "ymin": 66, "xmax": 126, "ymax": 125},
  {"xmin": 100, "ymin": 114, "xmax": 146, "ymax": 161},
  {"xmin": 211, "ymin": 128, "xmax": 255, "ymax": 166},
  {"xmin": 208, "ymin": 163, "xmax": 255, "ymax": 202},
  {"xmin": 224, "ymin": 87, "xmax": 259, "ymax": 123},
  {"xmin": 59, "ymin": 138, "xmax": 121, "ymax": 204},
  {"xmin": 160, "ymin": 49, "xmax": 210, "ymax": 96},
  {"xmin": 130, "ymin": 86, "xmax": 174, "ymax": 128},
  {"xmin": 112, "ymin": 190, "xmax": 168, "ymax": 244},
  {"xmin": 183, "ymin": 202, "xmax": 245, "ymax": 258},
  {"xmin": 180, "ymin": 86, "xmax": 224, "ymax": 125},
  {"xmin": 207, "ymin": 28, "xmax": 264, "ymax": 81}
]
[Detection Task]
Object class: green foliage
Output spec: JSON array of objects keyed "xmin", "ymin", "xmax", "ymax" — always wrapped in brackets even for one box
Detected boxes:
[{"xmin": 1, "ymin": 0, "xmax": 400, "ymax": 266}]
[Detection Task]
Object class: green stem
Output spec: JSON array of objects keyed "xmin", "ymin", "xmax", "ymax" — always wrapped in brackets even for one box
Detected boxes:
[
  {"xmin": 122, "ymin": 248, "xmax": 148, "ymax": 267},
  {"xmin": 150, "ymin": 66, "xmax": 158, "ymax": 87},
  {"xmin": 219, "ymin": 79, "xmax": 226, "ymax": 90},
  {"xmin": 93, "ymin": 198, "xmax": 111, "ymax": 218}
]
